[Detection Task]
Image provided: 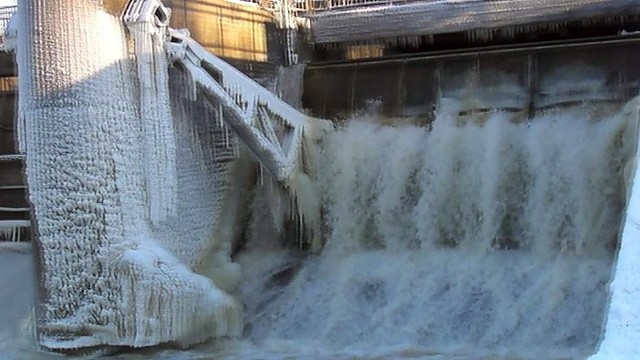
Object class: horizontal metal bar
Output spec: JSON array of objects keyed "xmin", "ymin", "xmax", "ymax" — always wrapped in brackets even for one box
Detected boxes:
[
  {"xmin": 0, "ymin": 154, "xmax": 24, "ymax": 161},
  {"xmin": 0, "ymin": 219, "xmax": 30, "ymax": 227},
  {"xmin": 0, "ymin": 207, "xmax": 29, "ymax": 212}
]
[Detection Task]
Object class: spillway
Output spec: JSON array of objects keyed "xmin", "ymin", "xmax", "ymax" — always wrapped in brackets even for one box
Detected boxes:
[{"xmin": 236, "ymin": 98, "xmax": 637, "ymax": 358}]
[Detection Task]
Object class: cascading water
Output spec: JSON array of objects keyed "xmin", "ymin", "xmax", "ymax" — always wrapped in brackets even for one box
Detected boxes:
[{"xmin": 236, "ymin": 99, "xmax": 636, "ymax": 358}]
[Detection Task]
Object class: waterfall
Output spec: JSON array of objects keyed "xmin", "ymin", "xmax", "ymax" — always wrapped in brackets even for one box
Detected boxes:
[{"xmin": 237, "ymin": 99, "xmax": 637, "ymax": 358}]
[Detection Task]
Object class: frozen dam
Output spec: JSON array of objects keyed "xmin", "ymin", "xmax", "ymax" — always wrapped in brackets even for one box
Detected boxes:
[{"xmin": 2, "ymin": 0, "xmax": 640, "ymax": 358}]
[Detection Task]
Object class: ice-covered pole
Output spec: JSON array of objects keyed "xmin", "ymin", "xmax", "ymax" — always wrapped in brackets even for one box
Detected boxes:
[
  {"xmin": 17, "ymin": 0, "xmax": 241, "ymax": 351},
  {"xmin": 17, "ymin": 0, "xmax": 145, "ymax": 348}
]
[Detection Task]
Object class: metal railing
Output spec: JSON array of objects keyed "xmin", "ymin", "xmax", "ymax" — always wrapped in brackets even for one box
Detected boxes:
[
  {"xmin": 300, "ymin": 0, "xmax": 396, "ymax": 12},
  {"xmin": 273, "ymin": 0, "xmax": 442, "ymax": 14}
]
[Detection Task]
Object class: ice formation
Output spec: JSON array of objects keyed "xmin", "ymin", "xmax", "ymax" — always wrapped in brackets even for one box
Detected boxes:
[
  {"xmin": 165, "ymin": 28, "xmax": 331, "ymax": 248},
  {"xmin": 590, "ymin": 97, "xmax": 640, "ymax": 359},
  {"xmin": 13, "ymin": 0, "xmax": 330, "ymax": 350},
  {"xmin": 0, "ymin": 220, "xmax": 29, "ymax": 242},
  {"xmin": 15, "ymin": 0, "xmax": 248, "ymax": 350},
  {"xmin": 125, "ymin": 2, "xmax": 178, "ymax": 224}
]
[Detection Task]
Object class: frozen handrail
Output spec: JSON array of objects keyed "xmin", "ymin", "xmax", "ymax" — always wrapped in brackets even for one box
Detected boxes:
[
  {"xmin": 124, "ymin": 0, "xmax": 330, "ymax": 187},
  {"xmin": 0, "ymin": 5, "xmax": 16, "ymax": 34},
  {"xmin": 123, "ymin": 0, "xmax": 330, "ymax": 248},
  {"xmin": 166, "ymin": 28, "xmax": 328, "ymax": 185}
]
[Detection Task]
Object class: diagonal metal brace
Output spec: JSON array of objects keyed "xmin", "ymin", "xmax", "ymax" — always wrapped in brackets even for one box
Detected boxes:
[{"xmin": 165, "ymin": 28, "xmax": 331, "ymax": 186}]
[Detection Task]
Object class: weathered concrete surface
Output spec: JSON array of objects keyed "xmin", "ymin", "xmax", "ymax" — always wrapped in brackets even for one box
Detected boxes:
[
  {"xmin": 307, "ymin": 0, "xmax": 640, "ymax": 44},
  {"xmin": 303, "ymin": 36, "xmax": 640, "ymax": 119},
  {"xmin": 107, "ymin": 0, "xmax": 278, "ymax": 62}
]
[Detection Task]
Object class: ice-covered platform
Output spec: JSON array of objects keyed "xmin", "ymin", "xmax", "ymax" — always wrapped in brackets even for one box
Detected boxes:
[{"xmin": 305, "ymin": 0, "xmax": 640, "ymax": 44}]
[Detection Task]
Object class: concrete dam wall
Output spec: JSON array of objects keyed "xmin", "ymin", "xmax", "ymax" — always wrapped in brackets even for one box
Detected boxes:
[{"xmin": 303, "ymin": 37, "xmax": 640, "ymax": 120}]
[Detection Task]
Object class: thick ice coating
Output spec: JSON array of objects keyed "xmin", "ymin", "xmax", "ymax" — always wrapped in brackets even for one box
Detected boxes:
[{"xmin": 16, "ymin": 0, "xmax": 243, "ymax": 349}]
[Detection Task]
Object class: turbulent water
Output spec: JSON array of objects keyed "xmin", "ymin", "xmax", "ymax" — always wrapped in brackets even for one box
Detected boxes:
[
  {"xmin": 0, "ymin": 100, "xmax": 635, "ymax": 359},
  {"xmin": 237, "ymin": 100, "xmax": 635, "ymax": 359}
]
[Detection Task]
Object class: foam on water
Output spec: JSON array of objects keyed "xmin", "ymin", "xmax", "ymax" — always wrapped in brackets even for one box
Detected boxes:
[{"xmin": 237, "ymin": 100, "xmax": 636, "ymax": 358}]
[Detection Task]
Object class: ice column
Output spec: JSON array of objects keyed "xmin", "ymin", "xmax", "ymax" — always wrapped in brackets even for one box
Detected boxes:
[
  {"xmin": 128, "ymin": 17, "xmax": 178, "ymax": 224},
  {"xmin": 17, "ymin": 0, "xmax": 240, "ymax": 351}
]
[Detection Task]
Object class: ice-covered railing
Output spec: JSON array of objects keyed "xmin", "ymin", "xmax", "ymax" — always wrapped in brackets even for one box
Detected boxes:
[
  {"xmin": 0, "ymin": 220, "xmax": 29, "ymax": 242},
  {"xmin": 241, "ymin": 0, "xmax": 446, "ymax": 13},
  {"xmin": 0, "ymin": 5, "xmax": 16, "ymax": 37},
  {"xmin": 166, "ymin": 29, "xmax": 322, "ymax": 184},
  {"xmin": 299, "ymin": 0, "xmax": 436, "ymax": 12},
  {"xmin": 125, "ymin": 0, "xmax": 331, "ymax": 247}
]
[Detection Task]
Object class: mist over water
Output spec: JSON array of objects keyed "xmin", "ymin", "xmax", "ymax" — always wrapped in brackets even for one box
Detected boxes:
[{"xmin": 238, "ymin": 100, "xmax": 636, "ymax": 358}]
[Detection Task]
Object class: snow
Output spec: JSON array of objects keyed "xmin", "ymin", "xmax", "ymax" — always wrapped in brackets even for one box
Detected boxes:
[
  {"xmin": 0, "ymin": 251, "xmax": 35, "ymax": 359},
  {"xmin": 590, "ymin": 97, "xmax": 640, "ymax": 359}
]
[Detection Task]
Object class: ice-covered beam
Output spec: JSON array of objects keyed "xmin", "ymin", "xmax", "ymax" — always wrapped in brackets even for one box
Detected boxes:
[
  {"xmin": 306, "ymin": 0, "xmax": 640, "ymax": 44},
  {"xmin": 163, "ymin": 26, "xmax": 331, "ymax": 249},
  {"xmin": 166, "ymin": 29, "xmax": 315, "ymax": 185}
]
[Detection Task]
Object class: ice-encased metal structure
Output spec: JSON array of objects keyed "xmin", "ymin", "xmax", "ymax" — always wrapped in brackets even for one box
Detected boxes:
[
  {"xmin": 11, "ymin": 0, "xmax": 640, "ymax": 357},
  {"xmin": 17, "ymin": 0, "xmax": 244, "ymax": 349},
  {"xmin": 14, "ymin": 0, "xmax": 327, "ymax": 351}
]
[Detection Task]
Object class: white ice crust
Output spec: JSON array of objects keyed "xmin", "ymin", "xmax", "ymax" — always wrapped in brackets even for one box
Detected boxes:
[{"xmin": 15, "ymin": 0, "xmax": 244, "ymax": 350}]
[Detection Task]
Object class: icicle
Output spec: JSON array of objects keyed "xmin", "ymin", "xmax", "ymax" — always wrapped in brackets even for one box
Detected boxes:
[
  {"xmin": 128, "ymin": 20, "xmax": 177, "ymax": 224},
  {"xmin": 259, "ymin": 164, "xmax": 264, "ymax": 186}
]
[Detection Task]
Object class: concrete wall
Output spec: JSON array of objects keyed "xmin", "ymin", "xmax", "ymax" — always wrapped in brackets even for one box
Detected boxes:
[
  {"xmin": 166, "ymin": 0, "xmax": 275, "ymax": 62},
  {"xmin": 302, "ymin": 38, "xmax": 640, "ymax": 120},
  {"xmin": 106, "ymin": 0, "xmax": 282, "ymax": 63}
]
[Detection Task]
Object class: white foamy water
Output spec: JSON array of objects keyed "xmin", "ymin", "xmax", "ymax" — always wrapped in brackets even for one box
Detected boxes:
[
  {"xmin": 237, "ymin": 101, "xmax": 635, "ymax": 359},
  {"xmin": 1, "ymin": 100, "xmax": 635, "ymax": 359}
]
